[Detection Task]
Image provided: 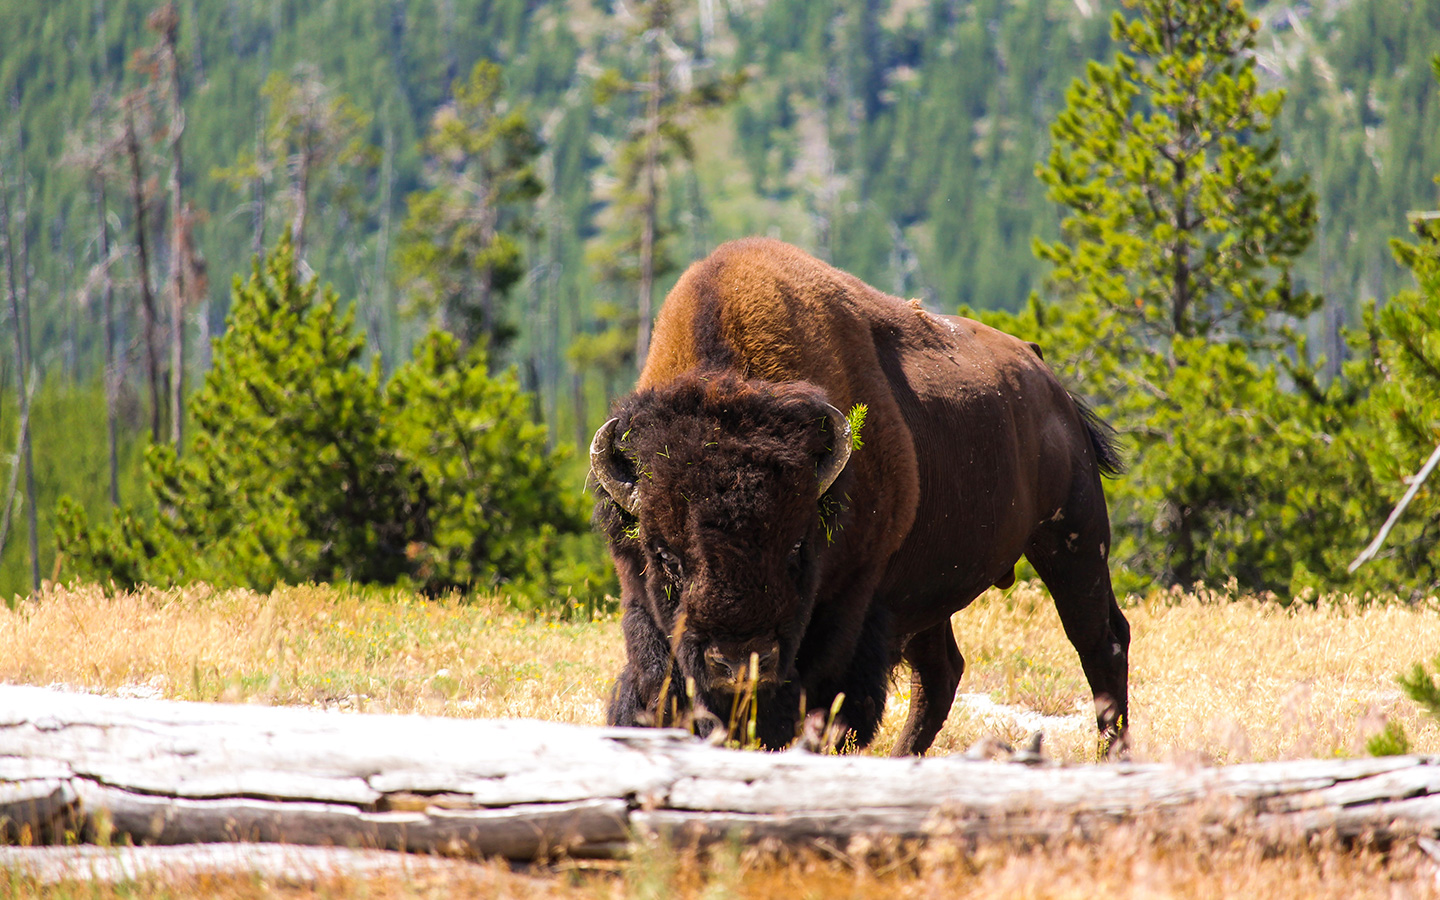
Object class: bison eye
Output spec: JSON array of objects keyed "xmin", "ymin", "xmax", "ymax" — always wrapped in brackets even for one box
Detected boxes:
[
  {"xmin": 653, "ymin": 543, "xmax": 684, "ymax": 580},
  {"xmin": 787, "ymin": 540, "xmax": 805, "ymax": 583}
]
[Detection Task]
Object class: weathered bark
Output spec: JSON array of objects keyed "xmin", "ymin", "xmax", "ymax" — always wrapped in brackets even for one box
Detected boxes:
[{"xmin": 4, "ymin": 686, "xmax": 1440, "ymax": 862}]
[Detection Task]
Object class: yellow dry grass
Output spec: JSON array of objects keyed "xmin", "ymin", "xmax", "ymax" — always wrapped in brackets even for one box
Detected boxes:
[
  {"xmin": 0, "ymin": 583, "xmax": 623, "ymax": 724},
  {"xmin": 3, "ymin": 580, "xmax": 1440, "ymax": 898},
  {"xmin": 5, "ymin": 580, "xmax": 1434, "ymax": 763},
  {"xmin": 876, "ymin": 582, "xmax": 1440, "ymax": 764},
  {"xmin": 4, "ymin": 834, "xmax": 1438, "ymax": 899}
]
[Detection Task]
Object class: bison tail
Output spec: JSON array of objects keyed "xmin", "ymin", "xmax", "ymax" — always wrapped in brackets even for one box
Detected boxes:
[{"xmin": 1071, "ymin": 394, "xmax": 1125, "ymax": 478}]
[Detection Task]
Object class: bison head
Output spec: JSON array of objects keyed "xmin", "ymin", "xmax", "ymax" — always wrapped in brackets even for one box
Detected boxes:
[{"xmin": 591, "ymin": 373, "xmax": 853, "ymax": 741}]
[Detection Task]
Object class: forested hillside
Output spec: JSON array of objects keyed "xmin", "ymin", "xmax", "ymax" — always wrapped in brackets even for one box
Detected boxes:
[{"xmin": 2, "ymin": 0, "xmax": 1439, "ymax": 599}]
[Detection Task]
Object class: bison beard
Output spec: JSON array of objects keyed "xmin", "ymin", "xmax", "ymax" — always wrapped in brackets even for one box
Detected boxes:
[{"xmin": 592, "ymin": 238, "xmax": 1130, "ymax": 755}]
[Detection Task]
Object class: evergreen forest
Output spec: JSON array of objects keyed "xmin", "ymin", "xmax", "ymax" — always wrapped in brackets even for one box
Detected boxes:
[{"xmin": 2, "ymin": 0, "xmax": 1440, "ymax": 603}]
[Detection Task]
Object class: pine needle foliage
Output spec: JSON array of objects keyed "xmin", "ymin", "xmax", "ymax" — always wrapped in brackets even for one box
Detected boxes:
[
  {"xmin": 386, "ymin": 329, "xmax": 584, "ymax": 594},
  {"xmin": 983, "ymin": 0, "xmax": 1365, "ymax": 595},
  {"xmin": 1036, "ymin": 0, "xmax": 1319, "ymax": 348},
  {"xmin": 1363, "ymin": 209, "xmax": 1440, "ymax": 590},
  {"xmin": 395, "ymin": 60, "xmax": 543, "ymax": 354},
  {"xmin": 59, "ymin": 236, "xmax": 587, "ymax": 599}
]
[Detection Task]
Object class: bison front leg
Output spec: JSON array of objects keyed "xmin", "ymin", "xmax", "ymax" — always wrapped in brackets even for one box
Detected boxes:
[
  {"xmin": 889, "ymin": 620, "xmax": 965, "ymax": 756},
  {"xmin": 606, "ymin": 600, "xmax": 683, "ymax": 728},
  {"xmin": 801, "ymin": 600, "xmax": 894, "ymax": 751}
]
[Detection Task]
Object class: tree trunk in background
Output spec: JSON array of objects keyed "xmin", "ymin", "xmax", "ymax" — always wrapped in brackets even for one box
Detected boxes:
[
  {"xmin": 0, "ymin": 160, "xmax": 39, "ymax": 594},
  {"xmin": 0, "ymin": 378, "xmax": 36, "ymax": 577},
  {"xmin": 525, "ymin": 225, "xmax": 552, "ymax": 433},
  {"xmin": 123, "ymin": 105, "xmax": 164, "ymax": 446},
  {"xmin": 572, "ymin": 371, "xmax": 587, "ymax": 456},
  {"xmin": 181, "ymin": 0, "xmax": 203, "ymax": 81},
  {"xmin": 250, "ymin": 107, "xmax": 267, "ymax": 260},
  {"xmin": 545, "ymin": 202, "xmax": 563, "ymax": 449},
  {"xmin": 159, "ymin": 3, "xmax": 188, "ymax": 451},
  {"xmin": 290, "ymin": 134, "xmax": 312, "ymax": 266},
  {"xmin": 635, "ymin": 36, "xmax": 661, "ymax": 370},
  {"xmin": 477, "ymin": 195, "xmax": 496, "ymax": 349},
  {"xmin": 368, "ymin": 119, "xmax": 394, "ymax": 370},
  {"xmin": 95, "ymin": 178, "xmax": 120, "ymax": 507}
]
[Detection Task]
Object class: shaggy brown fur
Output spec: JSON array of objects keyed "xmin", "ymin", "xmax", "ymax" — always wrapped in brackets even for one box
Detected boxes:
[{"xmin": 594, "ymin": 238, "xmax": 1128, "ymax": 754}]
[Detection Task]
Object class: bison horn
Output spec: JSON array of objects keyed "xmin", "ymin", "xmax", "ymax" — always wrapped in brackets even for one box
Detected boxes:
[
  {"xmin": 590, "ymin": 417, "xmax": 642, "ymax": 516},
  {"xmin": 816, "ymin": 403, "xmax": 853, "ymax": 497}
]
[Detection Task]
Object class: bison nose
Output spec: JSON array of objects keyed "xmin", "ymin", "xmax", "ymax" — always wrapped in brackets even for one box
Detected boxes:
[{"xmin": 704, "ymin": 639, "xmax": 782, "ymax": 688}]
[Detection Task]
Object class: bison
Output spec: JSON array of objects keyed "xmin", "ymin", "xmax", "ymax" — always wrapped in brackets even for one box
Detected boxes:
[{"xmin": 590, "ymin": 238, "xmax": 1129, "ymax": 755}]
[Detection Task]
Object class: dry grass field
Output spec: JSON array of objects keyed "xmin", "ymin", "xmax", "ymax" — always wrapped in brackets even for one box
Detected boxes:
[{"xmin": 4, "ymin": 581, "xmax": 1440, "ymax": 897}]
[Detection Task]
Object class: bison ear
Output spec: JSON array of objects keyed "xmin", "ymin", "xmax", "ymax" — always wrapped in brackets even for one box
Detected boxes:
[
  {"xmin": 815, "ymin": 403, "xmax": 853, "ymax": 498},
  {"xmin": 590, "ymin": 417, "xmax": 642, "ymax": 516}
]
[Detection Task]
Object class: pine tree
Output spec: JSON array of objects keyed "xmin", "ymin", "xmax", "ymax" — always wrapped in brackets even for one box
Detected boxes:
[
  {"xmin": 59, "ymin": 235, "xmax": 424, "ymax": 590},
  {"xmin": 1019, "ymin": 0, "xmax": 1349, "ymax": 593},
  {"xmin": 1036, "ymin": 0, "xmax": 1318, "ymax": 349},
  {"xmin": 1361, "ymin": 157, "xmax": 1440, "ymax": 593},
  {"xmin": 213, "ymin": 66, "xmax": 375, "ymax": 269},
  {"xmin": 394, "ymin": 60, "xmax": 543, "ymax": 355},
  {"xmin": 386, "ymin": 330, "xmax": 585, "ymax": 594},
  {"xmin": 591, "ymin": 0, "xmax": 741, "ymax": 368},
  {"xmin": 59, "ymin": 236, "xmax": 587, "ymax": 600}
]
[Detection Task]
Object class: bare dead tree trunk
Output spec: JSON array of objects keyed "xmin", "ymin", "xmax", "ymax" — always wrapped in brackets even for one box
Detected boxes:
[
  {"xmin": 526, "ymin": 227, "xmax": 545, "ymax": 422},
  {"xmin": 1172, "ymin": 155, "xmax": 1191, "ymax": 340},
  {"xmin": 123, "ymin": 105, "xmax": 164, "ymax": 446},
  {"xmin": 635, "ymin": 32, "xmax": 661, "ymax": 370},
  {"xmin": 15, "ymin": 138, "xmax": 32, "ymax": 369},
  {"xmin": 1350, "ymin": 441, "xmax": 1440, "ymax": 573},
  {"xmin": 94, "ymin": 177, "xmax": 120, "ymax": 507},
  {"xmin": 545, "ymin": 192, "xmax": 563, "ymax": 447},
  {"xmin": 0, "ymin": 157, "xmax": 39, "ymax": 594},
  {"xmin": 477, "ymin": 171, "xmax": 500, "ymax": 348},
  {"xmin": 572, "ymin": 370, "xmax": 587, "ymax": 454},
  {"xmin": 290, "ymin": 134, "xmax": 313, "ymax": 265},
  {"xmin": 367, "ymin": 118, "xmax": 394, "ymax": 368},
  {"xmin": 168, "ymin": 152, "xmax": 187, "ymax": 452},
  {"xmin": 250, "ymin": 106, "xmax": 267, "ymax": 259},
  {"xmin": 156, "ymin": 2, "xmax": 187, "ymax": 450},
  {"xmin": 181, "ymin": 0, "xmax": 203, "ymax": 81},
  {"xmin": 0, "ymin": 376, "xmax": 37, "ymax": 567}
]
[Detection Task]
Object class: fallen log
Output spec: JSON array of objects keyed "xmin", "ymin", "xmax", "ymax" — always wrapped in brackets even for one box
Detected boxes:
[{"xmin": 2, "ymin": 684, "xmax": 1439, "ymax": 860}]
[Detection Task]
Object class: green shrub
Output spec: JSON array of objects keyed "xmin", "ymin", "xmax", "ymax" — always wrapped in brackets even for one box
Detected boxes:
[
  {"xmin": 60, "ymin": 236, "xmax": 599, "ymax": 604},
  {"xmin": 1356, "ymin": 215, "xmax": 1440, "ymax": 595}
]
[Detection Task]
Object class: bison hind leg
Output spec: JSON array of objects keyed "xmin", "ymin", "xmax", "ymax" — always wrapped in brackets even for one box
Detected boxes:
[
  {"xmin": 889, "ymin": 619, "xmax": 965, "ymax": 757},
  {"xmin": 1025, "ymin": 505, "xmax": 1130, "ymax": 758}
]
